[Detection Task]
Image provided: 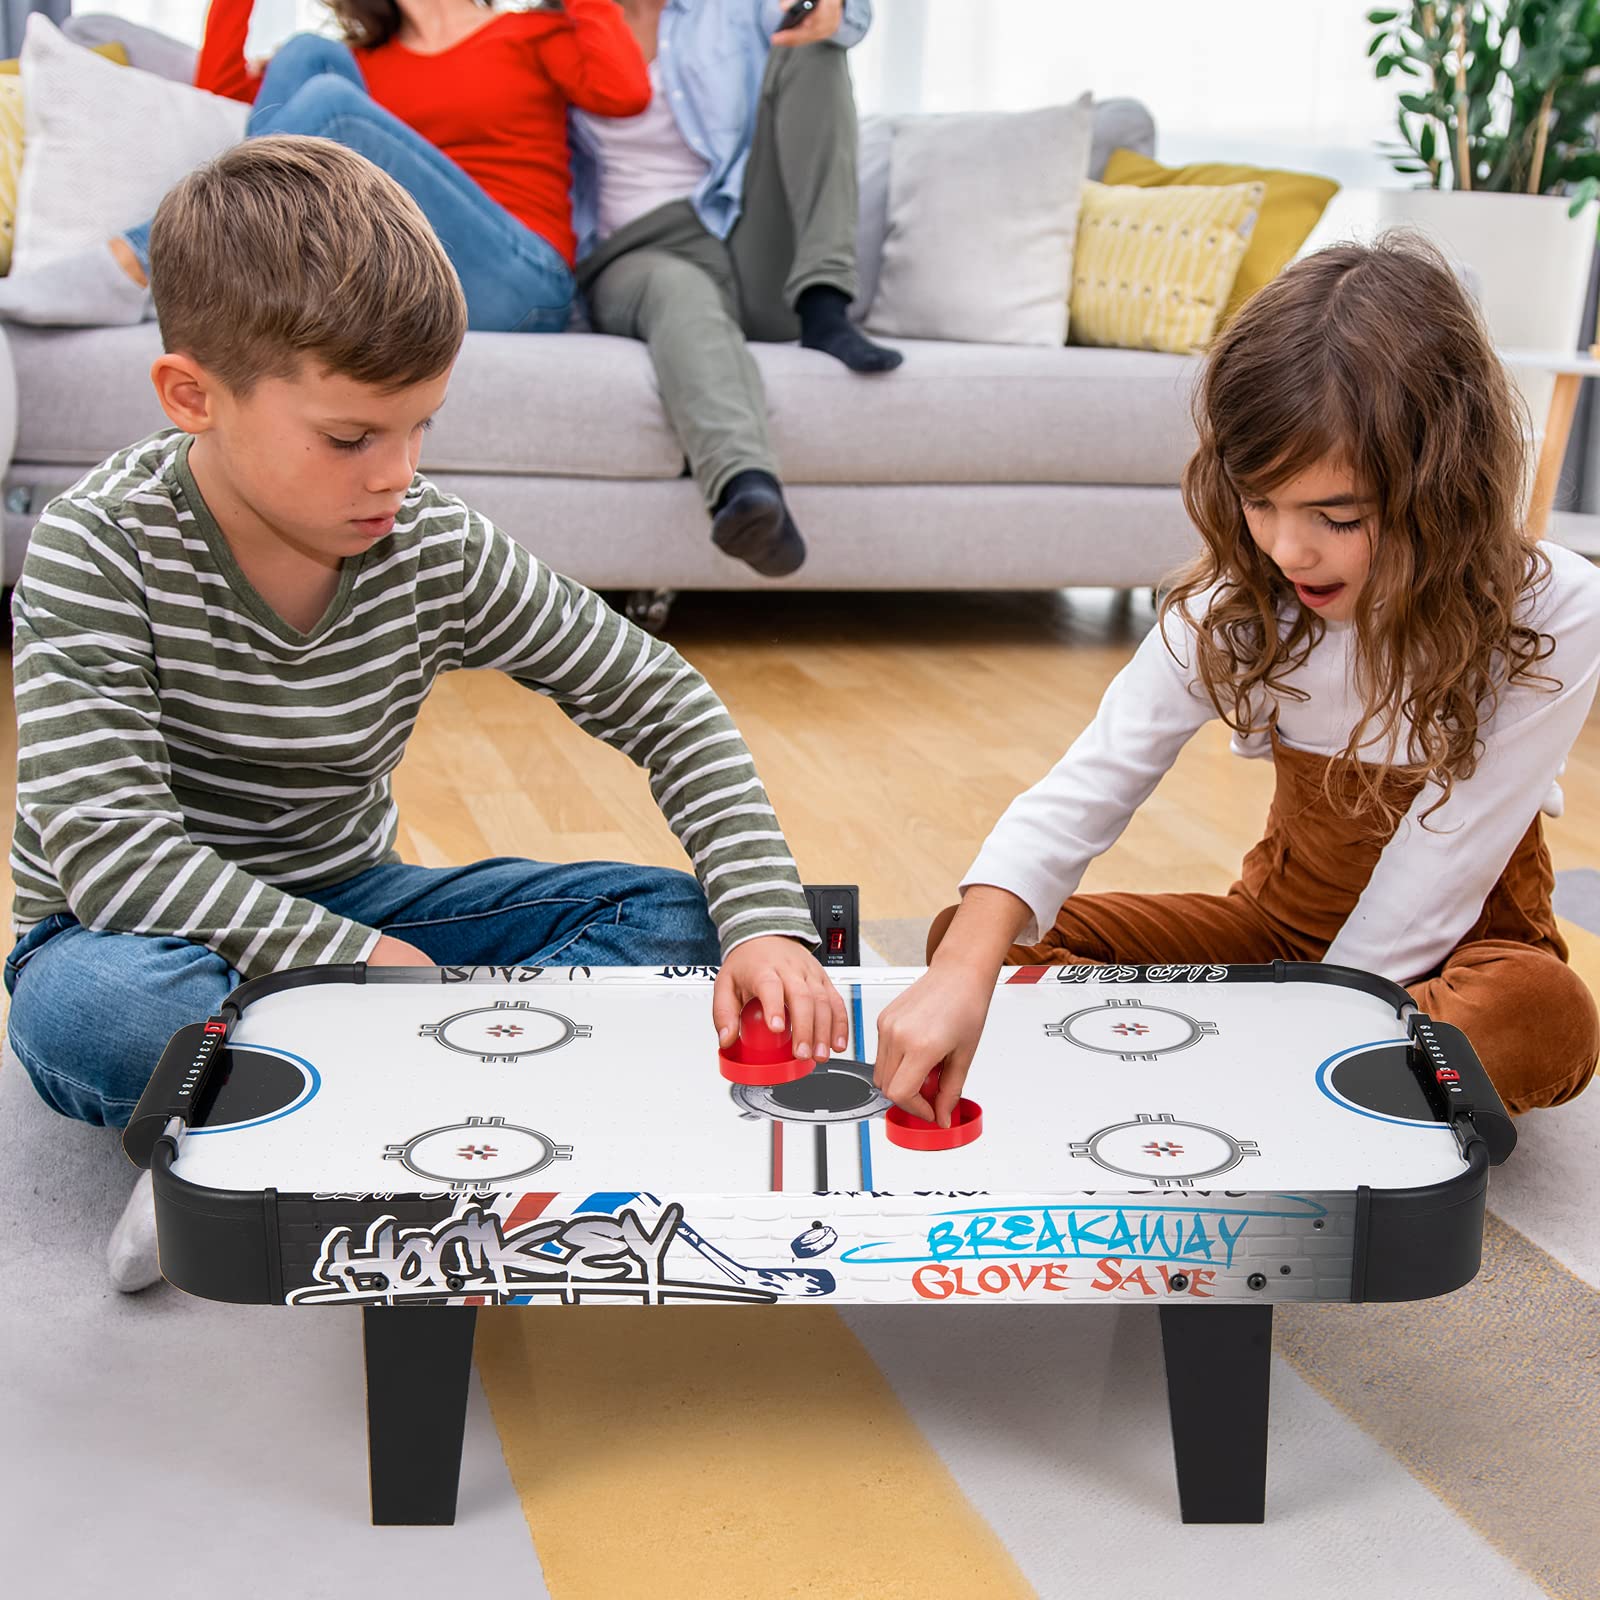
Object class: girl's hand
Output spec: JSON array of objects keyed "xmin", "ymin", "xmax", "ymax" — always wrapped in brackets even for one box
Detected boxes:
[
  {"xmin": 872, "ymin": 964, "xmax": 997, "ymax": 1127},
  {"xmin": 713, "ymin": 935, "xmax": 849, "ymax": 1063},
  {"xmin": 871, "ymin": 884, "xmax": 1031, "ymax": 1123}
]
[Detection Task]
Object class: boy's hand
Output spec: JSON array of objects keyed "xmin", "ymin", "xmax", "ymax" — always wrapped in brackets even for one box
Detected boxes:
[
  {"xmin": 368, "ymin": 933, "xmax": 434, "ymax": 967},
  {"xmin": 714, "ymin": 935, "xmax": 849, "ymax": 1063},
  {"xmin": 873, "ymin": 965, "xmax": 996, "ymax": 1127}
]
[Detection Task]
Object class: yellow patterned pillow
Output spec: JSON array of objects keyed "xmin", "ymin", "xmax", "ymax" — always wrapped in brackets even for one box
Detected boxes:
[
  {"xmin": 1099, "ymin": 151, "xmax": 1338, "ymax": 325},
  {"xmin": 0, "ymin": 40, "xmax": 129, "ymax": 72},
  {"xmin": 0, "ymin": 76, "xmax": 22, "ymax": 275},
  {"xmin": 1068, "ymin": 179, "xmax": 1264, "ymax": 355}
]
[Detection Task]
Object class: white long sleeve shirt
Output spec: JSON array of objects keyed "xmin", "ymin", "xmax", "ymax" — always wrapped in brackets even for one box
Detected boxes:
[{"xmin": 962, "ymin": 543, "xmax": 1600, "ymax": 985}]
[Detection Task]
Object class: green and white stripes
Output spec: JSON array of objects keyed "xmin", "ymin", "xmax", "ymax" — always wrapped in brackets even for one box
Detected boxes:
[{"xmin": 11, "ymin": 430, "xmax": 815, "ymax": 976}]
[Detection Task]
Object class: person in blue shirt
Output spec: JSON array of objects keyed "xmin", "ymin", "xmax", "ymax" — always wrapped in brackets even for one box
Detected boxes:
[{"xmin": 570, "ymin": 0, "xmax": 901, "ymax": 579}]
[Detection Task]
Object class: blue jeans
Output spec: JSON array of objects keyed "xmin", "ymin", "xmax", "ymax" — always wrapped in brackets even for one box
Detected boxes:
[
  {"xmin": 125, "ymin": 34, "xmax": 574, "ymax": 333},
  {"xmin": 5, "ymin": 856, "xmax": 720, "ymax": 1128}
]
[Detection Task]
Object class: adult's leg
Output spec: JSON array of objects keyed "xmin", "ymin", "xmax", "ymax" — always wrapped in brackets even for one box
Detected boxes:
[
  {"xmin": 119, "ymin": 33, "xmax": 369, "ymax": 277},
  {"xmin": 581, "ymin": 204, "xmax": 780, "ymax": 507},
  {"xmin": 927, "ymin": 888, "xmax": 1300, "ymax": 967},
  {"xmin": 730, "ymin": 45, "xmax": 859, "ymax": 338},
  {"xmin": 579, "ymin": 205, "xmax": 804, "ymax": 573},
  {"xmin": 1410, "ymin": 939, "xmax": 1599, "ymax": 1114},
  {"xmin": 730, "ymin": 44, "xmax": 900, "ymax": 371},
  {"xmin": 4, "ymin": 920, "xmax": 237, "ymax": 1127},
  {"xmin": 254, "ymin": 73, "xmax": 574, "ymax": 331},
  {"xmin": 245, "ymin": 31, "xmax": 366, "ymax": 131},
  {"xmin": 309, "ymin": 857, "xmax": 723, "ymax": 968}
]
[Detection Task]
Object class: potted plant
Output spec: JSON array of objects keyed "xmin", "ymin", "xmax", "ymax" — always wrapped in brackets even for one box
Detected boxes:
[{"xmin": 1367, "ymin": 2, "xmax": 1600, "ymax": 411}]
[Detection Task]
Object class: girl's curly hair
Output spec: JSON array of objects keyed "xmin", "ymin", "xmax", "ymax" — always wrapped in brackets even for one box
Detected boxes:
[{"xmin": 1163, "ymin": 232, "xmax": 1556, "ymax": 827}]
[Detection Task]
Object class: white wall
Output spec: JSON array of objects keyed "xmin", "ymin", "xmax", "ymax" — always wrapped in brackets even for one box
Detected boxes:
[
  {"xmin": 80, "ymin": 0, "xmax": 325, "ymax": 54},
  {"xmin": 83, "ymin": 0, "xmax": 1408, "ymax": 189},
  {"xmin": 850, "ymin": 0, "xmax": 1406, "ymax": 189}
]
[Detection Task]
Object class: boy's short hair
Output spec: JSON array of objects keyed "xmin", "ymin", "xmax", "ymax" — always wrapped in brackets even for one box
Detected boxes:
[{"xmin": 148, "ymin": 133, "xmax": 467, "ymax": 395}]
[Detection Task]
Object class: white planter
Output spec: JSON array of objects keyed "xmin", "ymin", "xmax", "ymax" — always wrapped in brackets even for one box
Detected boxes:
[{"xmin": 1376, "ymin": 188, "xmax": 1598, "ymax": 432}]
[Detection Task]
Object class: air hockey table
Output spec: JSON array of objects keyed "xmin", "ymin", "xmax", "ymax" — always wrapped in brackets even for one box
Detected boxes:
[{"xmin": 123, "ymin": 958, "xmax": 1515, "ymax": 1527}]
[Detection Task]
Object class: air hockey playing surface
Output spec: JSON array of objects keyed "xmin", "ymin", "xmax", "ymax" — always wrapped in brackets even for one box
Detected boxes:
[{"xmin": 135, "ymin": 962, "xmax": 1511, "ymax": 1310}]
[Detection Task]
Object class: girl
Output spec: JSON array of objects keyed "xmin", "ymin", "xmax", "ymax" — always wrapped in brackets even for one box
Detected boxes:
[
  {"xmin": 0, "ymin": 0, "xmax": 649, "ymax": 332},
  {"xmin": 874, "ymin": 235, "xmax": 1600, "ymax": 1125}
]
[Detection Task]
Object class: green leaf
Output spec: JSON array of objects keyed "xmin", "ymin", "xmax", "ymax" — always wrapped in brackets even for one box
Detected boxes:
[
  {"xmin": 1399, "ymin": 91, "xmax": 1437, "ymax": 113},
  {"xmin": 1419, "ymin": 122, "xmax": 1437, "ymax": 161},
  {"xmin": 1566, "ymin": 176, "xmax": 1600, "ymax": 217},
  {"xmin": 1366, "ymin": 8, "xmax": 1399, "ymax": 21}
]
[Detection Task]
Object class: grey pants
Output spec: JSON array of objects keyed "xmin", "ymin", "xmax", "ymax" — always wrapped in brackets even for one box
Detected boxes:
[{"xmin": 576, "ymin": 43, "xmax": 861, "ymax": 508}]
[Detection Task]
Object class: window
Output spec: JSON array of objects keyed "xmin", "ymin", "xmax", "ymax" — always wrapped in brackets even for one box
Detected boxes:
[{"xmin": 851, "ymin": 0, "xmax": 1403, "ymax": 188}]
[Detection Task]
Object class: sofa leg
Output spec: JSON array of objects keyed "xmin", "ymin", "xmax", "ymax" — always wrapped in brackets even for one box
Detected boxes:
[{"xmin": 624, "ymin": 588, "xmax": 677, "ymax": 632}]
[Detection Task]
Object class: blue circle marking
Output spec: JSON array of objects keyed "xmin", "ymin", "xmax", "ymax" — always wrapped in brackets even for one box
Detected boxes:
[
  {"xmin": 1315, "ymin": 1038, "xmax": 1451, "ymax": 1131},
  {"xmin": 185, "ymin": 1044, "xmax": 321, "ymax": 1136}
]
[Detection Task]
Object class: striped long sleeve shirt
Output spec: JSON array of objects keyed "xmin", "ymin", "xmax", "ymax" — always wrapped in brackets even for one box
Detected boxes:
[{"xmin": 11, "ymin": 430, "xmax": 818, "ymax": 977}]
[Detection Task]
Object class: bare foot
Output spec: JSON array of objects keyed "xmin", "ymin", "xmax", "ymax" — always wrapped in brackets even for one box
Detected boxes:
[{"xmin": 108, "ymin": 235, "xmax": 148, "ymax": 289}]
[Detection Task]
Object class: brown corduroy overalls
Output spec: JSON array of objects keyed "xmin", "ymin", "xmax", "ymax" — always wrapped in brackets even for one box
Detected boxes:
[{"xmin": 987, "ymin": 735, "xmax": 1599, "ymax": 1115}]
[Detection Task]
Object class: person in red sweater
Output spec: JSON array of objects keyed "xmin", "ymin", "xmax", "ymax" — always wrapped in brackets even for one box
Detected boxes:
[{"xmin": 0, "ymin": 0, "xmax": 650, "ymax": 331}]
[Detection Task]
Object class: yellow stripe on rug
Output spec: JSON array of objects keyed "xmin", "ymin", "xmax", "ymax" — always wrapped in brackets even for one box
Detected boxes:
[{"xmin": 475, "ymin": 1304, "xmax": 1036, "ymax": 1600}]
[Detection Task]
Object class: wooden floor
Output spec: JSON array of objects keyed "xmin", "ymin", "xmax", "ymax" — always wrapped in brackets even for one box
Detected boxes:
[{"xmin": 5, "ymin": 585, "xmax": 1600, "ymax": 925}]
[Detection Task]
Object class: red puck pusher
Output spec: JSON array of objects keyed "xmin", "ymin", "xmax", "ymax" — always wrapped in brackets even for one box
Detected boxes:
[
  {"xmin": 718, "ymin": 997, "xmax": 811, "ymax": 1085},
  {"xmin": 885, "ymin": 1068, "xmax": 983, "ymax": 1151}
]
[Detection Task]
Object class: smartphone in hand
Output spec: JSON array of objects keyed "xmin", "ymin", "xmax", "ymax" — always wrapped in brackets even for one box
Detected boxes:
[{"xmin": 777, "ymin": 0, "xmax": 820, "ymax": 32}]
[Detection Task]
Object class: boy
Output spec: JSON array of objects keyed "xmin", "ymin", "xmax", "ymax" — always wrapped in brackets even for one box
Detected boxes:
[{"xmin": 6, "ymin": 135, "xmax": 847, "ymax": 1290}]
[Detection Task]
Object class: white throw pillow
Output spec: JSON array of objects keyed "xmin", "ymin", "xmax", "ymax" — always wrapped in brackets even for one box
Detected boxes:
[
  {"xmin": 866, "ymin": 95, "xmax": 1094, "ymax": 347},
  {"xmin": 12, "ymin": 14, "xmax": 248, "ymax": 276}
]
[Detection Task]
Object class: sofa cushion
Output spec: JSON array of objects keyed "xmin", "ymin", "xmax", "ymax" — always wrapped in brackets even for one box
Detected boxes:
[
  {"xmin": 868, "ymin": 96, "xmax": 1093, "ymax": 346},
  {"xmin": 854, "ymin": 97, "xmax": 1156, "ymax": 325},
  {"xmin": 12, "ymin": 17, "xmax": 246, "ymax": 274},
  {"xmin": 7, "ymin": 324, "xmax": 690, "ymax": 478},
  {"xmin": 1069, "ymin": 179, "xmax": 1264, "ymax": 356},
  {"xmin": 61, "ymin": 11, "xmax": 199, "ymax": 82},
  {"xmin": 8, "ymin": 326, "xmax": 1198, "ymax": 487},
  {"xmin": 755, "ymin": 338, "xmax": 1199, "ymax": 485}
]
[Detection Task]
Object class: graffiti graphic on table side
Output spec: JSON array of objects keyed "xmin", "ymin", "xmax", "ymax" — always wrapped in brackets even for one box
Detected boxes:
[
  {"xmin": 1019, "ymin": 963, "xmax": 1231, "ymax": 986},
  {"xmin": 838, "ymin": 1188, "xmax": 1326, "ymax": 1300},
  {"xmin": 1044, "ymin": 999, "xmax": 1219, "ymax": 1062},
  {"xmin": 286, "ymin": 1196, "xmax": 838, "ymax": 1306},
  {"xmin": 440, "ymin": 965, "xmax": 595, "ymax": 985},
  {"xmin": 791, "ymin": 1220, "xmax": 839, "ymax": 1258}
]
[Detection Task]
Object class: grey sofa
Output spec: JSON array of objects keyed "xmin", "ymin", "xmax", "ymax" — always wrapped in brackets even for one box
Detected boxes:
[{"xmin": 0, "ymin": 16, "xmax": 1204, "ymax": 620}]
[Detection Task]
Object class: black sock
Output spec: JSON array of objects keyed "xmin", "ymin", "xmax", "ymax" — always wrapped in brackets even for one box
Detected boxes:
[
  {"xmin": 711, "ymin": 471, "xmax": 806, "ymax": 578},
  {"xmin": 796, "ymin": 284, "xmax": 904, "ymax": 374},
  {"xmin": 714, "ymin": 469, "xmax": 780, "ymax": 515}
]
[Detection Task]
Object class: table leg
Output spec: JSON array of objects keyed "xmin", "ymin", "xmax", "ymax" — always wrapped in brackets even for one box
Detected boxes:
[
  {"xmin": 364, "ymin": 1305, "xmax": 479, "ymax": 1525},
  {"xmin": 1158, "ymin": 1303, "xmax": 1272, "ymax": 1523},
  {"xmin": 1528, "ymin": 367, "xmax": 1586, "ymax": 540}
]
